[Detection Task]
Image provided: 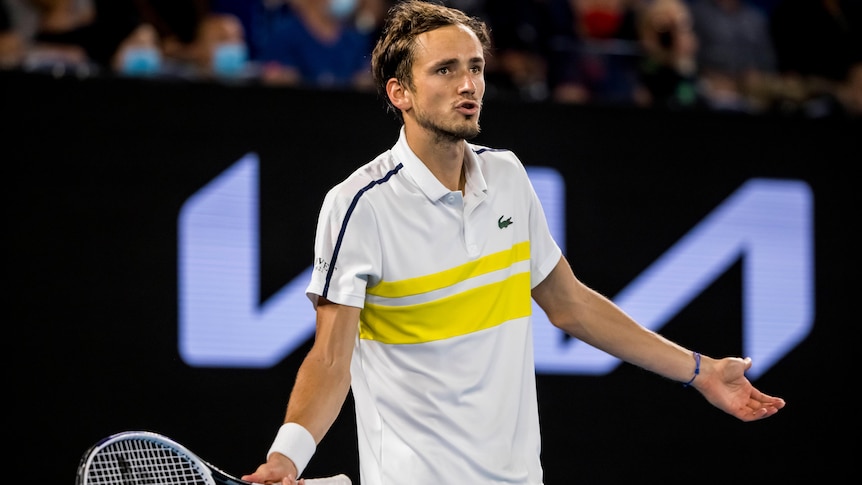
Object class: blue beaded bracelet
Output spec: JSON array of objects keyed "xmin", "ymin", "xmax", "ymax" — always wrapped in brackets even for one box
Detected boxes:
[{"xmin": 682, "ymin": 352, "xmax": 701, "ymax": 388}]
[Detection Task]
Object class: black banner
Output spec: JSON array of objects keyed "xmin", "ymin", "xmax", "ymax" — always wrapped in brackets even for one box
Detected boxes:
[{"xmin": 4, "ymin": 71, "xmax": 857, "ymax": 483}]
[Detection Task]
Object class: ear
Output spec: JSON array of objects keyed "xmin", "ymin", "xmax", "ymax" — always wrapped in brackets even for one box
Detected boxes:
[{"xmin": 387, "ymin": 78, "xmax": 412, "ymax": 111}]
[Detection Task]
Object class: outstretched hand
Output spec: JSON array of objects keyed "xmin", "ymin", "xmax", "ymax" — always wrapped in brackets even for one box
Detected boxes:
[{"xmin": 694, "ymin": 356, "xmax": 786, "ymax": 421}]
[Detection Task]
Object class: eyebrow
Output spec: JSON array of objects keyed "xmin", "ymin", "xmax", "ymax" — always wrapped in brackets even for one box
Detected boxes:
[{"xmin": 433, "ymin": 56, "xmax": 485, "ymax": 68}]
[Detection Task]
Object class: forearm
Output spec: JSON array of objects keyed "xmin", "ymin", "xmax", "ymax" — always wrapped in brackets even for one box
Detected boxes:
[
  {"xmin": 264, "ymin": 303, "xmax": 357, "ymax": 478},
  {"xmin": 535, "ymin": 256, "xmax": 699, "ymax": 384},
  {"xmin": 284, "ymin": 346, "xmax": 352, "ymax": 442},
  {"xmin": 283, "ymin": 300, "xmax": 358, "ymax": 442},
  {"xmin": 565, "ymin": 286, "xmax": 698, "ymax": 383}
]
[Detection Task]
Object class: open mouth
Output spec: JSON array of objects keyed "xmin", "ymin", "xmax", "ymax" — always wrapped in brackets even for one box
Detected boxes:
[{"xmin": 456, "ymin": 101, "xmax": 480, "ymax": 115}]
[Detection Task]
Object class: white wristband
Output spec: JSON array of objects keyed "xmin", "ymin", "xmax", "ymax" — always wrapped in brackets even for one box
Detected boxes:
[{"xmin": 267, "ymin": 423, "xmax": 316, "ymax": 477}]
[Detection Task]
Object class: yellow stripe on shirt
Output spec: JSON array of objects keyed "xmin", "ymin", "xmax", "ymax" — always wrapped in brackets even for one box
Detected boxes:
[
  {"xmin": 359, "ymin": 271, "xmax": 532, "ymax": 344},
  {"xmin": 366, "ymin": 241, "xmax": 531, "ymax": 298}
]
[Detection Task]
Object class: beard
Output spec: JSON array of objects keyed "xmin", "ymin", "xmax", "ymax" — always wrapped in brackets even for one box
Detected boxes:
[{"xmin": 413, "ymin": 105, "xmax": 481, "ymax": 143}]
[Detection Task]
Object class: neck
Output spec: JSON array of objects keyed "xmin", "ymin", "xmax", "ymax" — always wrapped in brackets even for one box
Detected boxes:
[{"xmin": 404, "ymin": 126, "xmax": 467, "ymax": 192}]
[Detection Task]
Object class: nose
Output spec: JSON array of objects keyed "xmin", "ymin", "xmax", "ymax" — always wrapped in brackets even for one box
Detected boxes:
[{"xmin": 458, "ymin": 73, "xmax": 477, "ymax": 95}]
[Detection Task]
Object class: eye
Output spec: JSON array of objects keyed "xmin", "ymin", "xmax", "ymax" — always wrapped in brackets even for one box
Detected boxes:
[{"xmin": 437, "ymin": 67, "xmax": 450, "ymax": 75}]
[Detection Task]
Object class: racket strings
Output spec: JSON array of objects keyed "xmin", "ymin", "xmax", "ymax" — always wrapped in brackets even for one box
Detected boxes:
[{"xmin": 84, "ymin": 438, "xmax": 211, "ymax": 485}]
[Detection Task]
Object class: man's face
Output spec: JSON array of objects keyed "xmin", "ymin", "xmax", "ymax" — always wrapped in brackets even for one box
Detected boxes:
[{"xmin": 406, "ymin": 24, "xmax": 485, "ymax": 142}]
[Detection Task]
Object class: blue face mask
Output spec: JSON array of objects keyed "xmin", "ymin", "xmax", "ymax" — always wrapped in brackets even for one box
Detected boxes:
[
  {"xmin": 212, "ymin": 42, "xmax": 248, "ymax": 77},
  {"xmin": 329, "ymin": 0, "xmax": 357, "ymax": 20},
  {"xmin": 120, "ymin": 47, "xmax": 161, "ymax": 76}
]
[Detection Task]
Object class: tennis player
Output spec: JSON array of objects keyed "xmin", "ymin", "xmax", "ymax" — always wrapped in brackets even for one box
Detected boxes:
[{"xmin": 242, "ymin": 1, "xmax": 786, "ymax": 484}]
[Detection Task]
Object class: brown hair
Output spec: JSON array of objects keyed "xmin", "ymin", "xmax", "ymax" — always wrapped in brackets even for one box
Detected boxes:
[{"xmin": 371, "ymin": 0, "xmax": 492, "ymax": 120}]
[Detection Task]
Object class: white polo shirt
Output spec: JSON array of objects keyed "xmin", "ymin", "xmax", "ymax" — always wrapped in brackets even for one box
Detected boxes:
[{"xmin": 306, "ymin": 127, "xmax": 562, "ymax": 485}]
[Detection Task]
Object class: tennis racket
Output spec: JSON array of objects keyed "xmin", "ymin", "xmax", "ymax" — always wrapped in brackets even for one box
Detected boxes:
[{"xmin": 77, "ymin": 430, "xmax": 351, "ymax": 485}]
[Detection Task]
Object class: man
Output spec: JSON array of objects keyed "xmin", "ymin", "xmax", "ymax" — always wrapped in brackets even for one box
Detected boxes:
[{"xmin": 243, "ymin": 1, "xmax": 785, "ymax": 484}]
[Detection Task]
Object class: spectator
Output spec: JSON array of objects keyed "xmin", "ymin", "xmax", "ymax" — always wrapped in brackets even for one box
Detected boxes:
[
  {"xmin": 111, "ymin": 22, "xmax": 163, "ymax": 77},
  {"xmin": 689, "ymin": 0, "xmax": 778, "ymax": 113},
  {"xmin": 211, "ymin": 0, "xmax": 390, "ymax": 65},
  {"xmin": 4, "ymin": 0, "xmax": 216, "ymax": 78},
  {"xmin": 112, "ymin": 1, "xmax": 256, "ymax": 82},
  {"xmin": 548, "ymin": 0, "xmax": 647, "ymax": 105},
  {"xmin": 255, "ymin": 0, "xmax": 374, "ymax": 90},
  {"xmin": 182, "ymin": 11, "xmax": 252, "ymax": 80},
  {"xmin": 635, "ymin": 0, "xmax": 705, "ymax": 110}
]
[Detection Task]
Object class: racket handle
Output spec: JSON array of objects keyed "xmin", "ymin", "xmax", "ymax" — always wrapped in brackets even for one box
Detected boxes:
[{"xmin": 304, "ymin": 474, "xmax": 352, "ymax": 485}]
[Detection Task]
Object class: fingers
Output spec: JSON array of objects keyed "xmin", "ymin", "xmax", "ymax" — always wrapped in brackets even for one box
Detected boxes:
[
  {"xmin": 748, "ymin": 386, "xmax": 787, "ymax": 409},
  {"xmin": 241, "ymin": 472, "xmax": 299, "ymax": 485},
  {"xmin": 738, "ymin": 396, "xmax": 784, "ymax": 421},
  {"xmin": 734, "ymin": 405, "xmax": 769, "ymax": 422}
]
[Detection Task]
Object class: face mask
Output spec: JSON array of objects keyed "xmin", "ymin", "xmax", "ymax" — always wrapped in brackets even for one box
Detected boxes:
[
  {"xmin": 329, "ymin": 0, "xmax": 357, "ymax": 20},
  {"xmin": 212, "ymin": 42, "xmax": 248, "ymax": 76},
  {"xmin": 120, "ymin": 46, "xmax": 161, "ymax": 76}
]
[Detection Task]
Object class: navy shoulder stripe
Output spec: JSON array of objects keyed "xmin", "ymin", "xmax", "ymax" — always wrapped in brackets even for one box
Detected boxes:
[
  {"xmin": 473, "ymin": 147, "xmax": 509, "ymax": 155},
  {"xmin": 322, "ymin": 163, "xmax": 404, "ymax": 298}
]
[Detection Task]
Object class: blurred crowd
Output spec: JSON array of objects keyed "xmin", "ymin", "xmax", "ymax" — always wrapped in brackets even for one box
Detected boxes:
[{"xmin": 1, "ymin": 0, "xmax": 860, "ymax": 118}]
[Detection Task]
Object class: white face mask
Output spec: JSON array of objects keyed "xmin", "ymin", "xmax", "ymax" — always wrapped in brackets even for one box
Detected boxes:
[{"xmin": 329, "ymin": 0, "xmax": 358, "ymax": 20}]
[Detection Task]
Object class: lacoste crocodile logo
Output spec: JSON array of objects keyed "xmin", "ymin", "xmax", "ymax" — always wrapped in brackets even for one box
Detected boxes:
[{"xmin": 498, "ymin": 215, "xmax": 513, "ymax": 229}]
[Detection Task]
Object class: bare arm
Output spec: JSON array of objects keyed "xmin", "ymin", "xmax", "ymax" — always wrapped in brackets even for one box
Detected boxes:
[
  {"xmin": 532, "ymin": 256, "xmax": 785, "ymax": 421},
  {"xmin": 243, "ymin": 298, "xmax": 359, "ymax": 483},
  {"xmin": 285, "ymin": 299, "xmax": 358, "ymax": 440}
]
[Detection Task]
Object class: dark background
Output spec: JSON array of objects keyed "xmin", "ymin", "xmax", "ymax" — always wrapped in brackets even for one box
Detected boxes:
[{"xmin": 4, "ymin": 70, "xmax": 857, "ymax": 484}]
